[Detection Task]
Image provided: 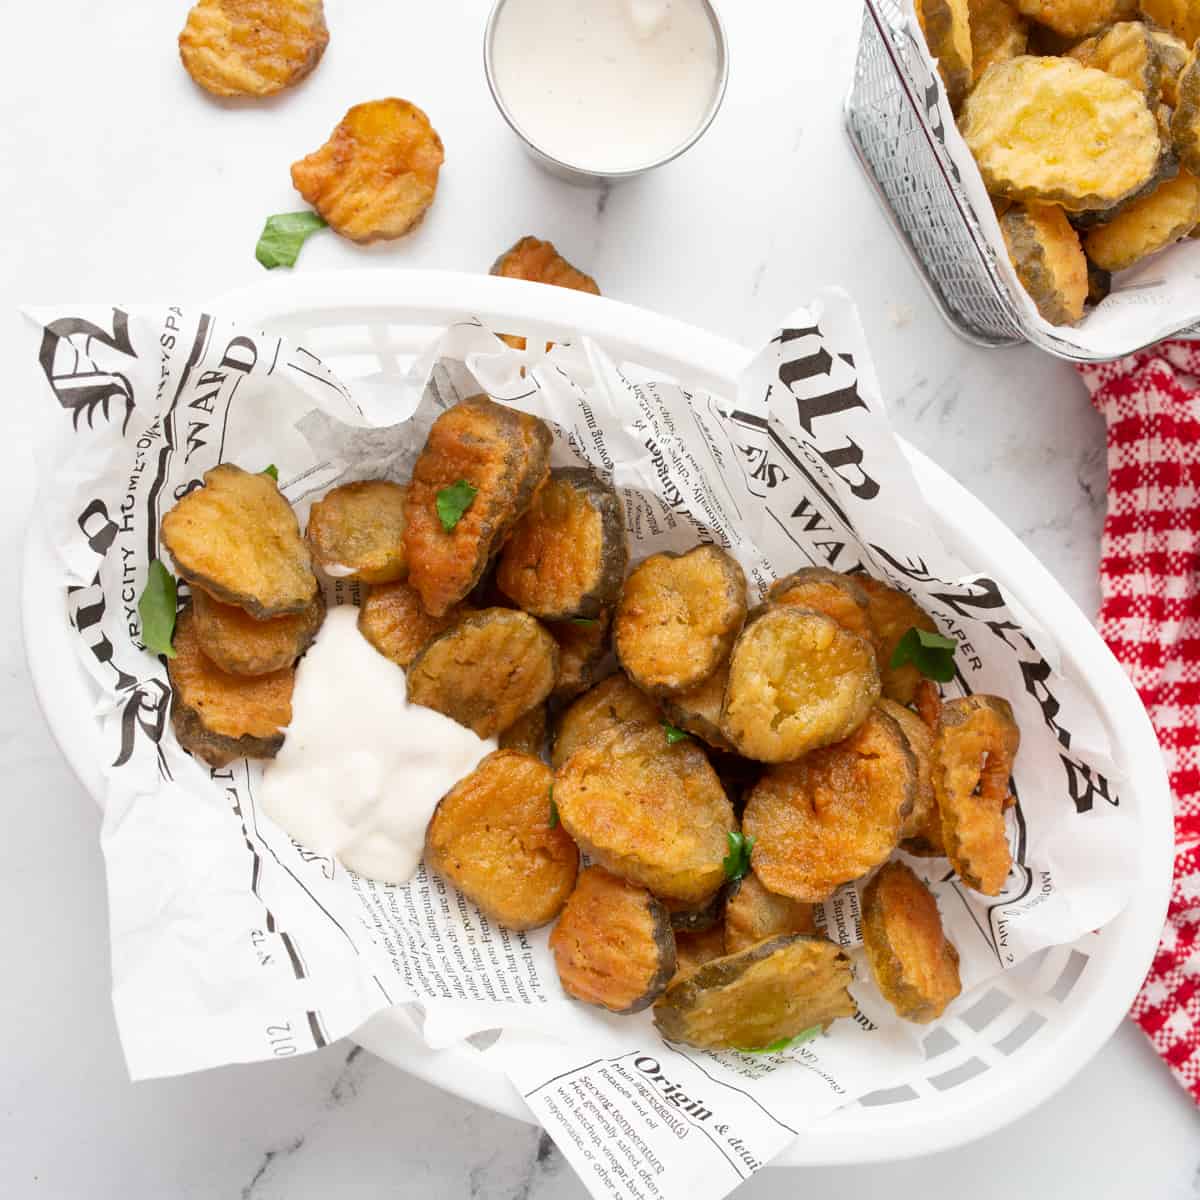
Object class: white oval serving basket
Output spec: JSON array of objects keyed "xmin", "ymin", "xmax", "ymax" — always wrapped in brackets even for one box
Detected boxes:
[{"xmin": 23, "ymin": 270, "xmax": 1173, "ymax": 1166}]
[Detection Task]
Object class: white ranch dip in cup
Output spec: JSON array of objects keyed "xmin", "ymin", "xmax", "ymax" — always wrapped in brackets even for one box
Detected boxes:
[{"xmin": 484, "ymin": 0, "xmax": 728, "ymax": 184}]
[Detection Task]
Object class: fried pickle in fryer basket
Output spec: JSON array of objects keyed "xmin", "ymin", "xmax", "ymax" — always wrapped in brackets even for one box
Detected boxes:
[
  {"xmin": 192, "ymin": 586, "xmax": 324, "ymax": 676},
  {"xmin": 1013, "ymin": 0, "xmax": 1130, "ymax": 35},
  {"xmin": 723, "ymin": 871, "xmax": 816, "ymax": 956},
  {"xmin": 551, "ymin": 673, "xmax": 661, "ymax": 769},
  {"xmin": 1172, "ymin": 50, "xmax": 1200, "ymax": 176},
  {"xmin": 915, "ymin": 0, "xmax": 974, "ymax": 109},
  {"xmin": 357, "ymin": 580, "xmax": 470, "ymax": 670},
  {"xmin": 1085, "ymin": 168, "xmax": 1200, "ymax": 271},
  {"xmin": 1141, "ymin": 0, "xmax": 1200, "ymax": 47},
  {"xmin": 306, "ymin": 480, "xmax": 408, "ymax": 584},
  {"xmin": 969, "ymin": 0, "xmax": 1028, "ymax": 83},
  {"xmin": 856, "ymin": 575, "xmax": 940, "ymax": 705},
  {"xmin": 1001, "ymin": 203, "xmax": 1089, "ymax": 326}
]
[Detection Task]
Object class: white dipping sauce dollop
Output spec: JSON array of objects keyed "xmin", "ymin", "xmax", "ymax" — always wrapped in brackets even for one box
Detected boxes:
[
  {"xmin": 260, "ymin": 606, "xmax": 496, "ymax": 884},
  {"xmin": 490, "ymin": 0, "xmax": 720, "ymax": 173}
]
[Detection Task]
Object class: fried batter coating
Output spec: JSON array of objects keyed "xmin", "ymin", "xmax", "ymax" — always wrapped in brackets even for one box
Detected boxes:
[
  {"xmin": 548, "ymin": 610, "xmax": 612, "ymax": 702},
  {"xmin": 915, "ymin": 0, "xmax": 974, "ymax": 108},
  {"xmin": 720, "ymin": 607, "xmax": 880, "ymax": 763},
  {"xmin": 879, "ymin": 698, "xmax": 944, "ymax": 857},
  {"xmin": 307, "ymin": 480, "xmax": 408, "ymax": 584},
  {"xmin": 723, "ymin": 871, "xmax": 816, "ymax": 956},
  {"xmin": 664, "ymin": 888, "xmax": 726, "ymax": 933},
  {"xmin": 499, "ymin": 703, "xmax": 547, "ymax": 757},
  {"xmin": 671, "ymin": 924, "xmax": 727, "ymax": 984},
  {"xmin": 1085, "ymin": 168, "xmax": 1200, "ymax": 270},
  {"xmin": 1171, "ymin": 49, "xmax": 1200, "ymax": 176},
  {"xmin": 743, "ymin": 706, "xmax": 915, "ymax": 902},
  {"xmin": 550, "ymin": 866, "xmax": 675, "ymax": 1013},
  {"xmin": 161, "ymin": 464, "xmax": 317, "ymax": 619},
  {"xmin": 1141, "ymin": 0, "xmax": 1200, "ymax": 46},
  {"xmin": 653, "ymin": 935, "xmax": 855, "ymax": 1051},
  {"xmin": 192, "ymin": 586, "xmax": 324, "ymax": 676},
  {"xmin": 863, "ymin": 861, "xmax": 962, "ymax": 1023},
  {"xmin": 969, "ymin": 0, "xmax": 1028, "ymax": 82},
  {"xmin": 168, "ymin": 607, "xmax": 293, "ymax": 767},
  {"xmin": 554, "ymin": 724, "xmax": 735, "ymax": 904},
  {"xmin": 937, "ymin": 695, "xmax": 1021, "ymax": 894},
  {"xmin": 1151, "ymin": 28, "xmax": 1190, "ymax": 108},
  {"xmin": 490, "ymin": 236, "xmax": 601, "ymax": 351},
  {"xmin": 614, "ymin": 545, "xmax": 747, "ymax": 696},
  {"xmin": 1014, "ymin": 0, "xmax": 1129, "ymax": 35},
  {"xmin": 497, "ymin": 469, "xmax": 626, "ymax": 620},
  {"xmin": 1068, "ymin": 21, "xmax": 1162, "ymax": 105},
  {"xmin": 291, "ymin": 99, "xmax": 444, "ymax": 242},
  {"xmin": 1001, "ymin": 203, "xmax": 1088, "ymax": 326},
  {"xmin": 405, "ymin": 396, "xmax": 552, "ymax": 616},
  {"xmin": 407, "ymin": 608, "xmax": 558, "ymax": 739},
  {"xmin": 357, "ymin": 580, "xmax": 470, "ymax": 670},
  {"xmin": 179, "ymin": 0, "xmax": 328, "ymax": 98},
  {"xmin": 768, "ymin": 567, "xmax": 876, "ymax": 648},
  {"xmin": 425, "ymin": 750, "xmax": 577, "ymax": 930},
  {"xmin": 660, "ymin": 661, "xmax": 735, "ymax": 752},
  {"xmin": 856, "ymin": 576, "xmax": 940, "ymax": 705},
  {"xmin": 551, "ymin": 673, "xmax": 660, "ymax": 770}
]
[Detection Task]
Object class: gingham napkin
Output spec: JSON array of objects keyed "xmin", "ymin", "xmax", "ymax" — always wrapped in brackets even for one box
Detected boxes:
[{"xmin": 1076, "ymin": 341, "xmax": 1200, "ymax": 1104}]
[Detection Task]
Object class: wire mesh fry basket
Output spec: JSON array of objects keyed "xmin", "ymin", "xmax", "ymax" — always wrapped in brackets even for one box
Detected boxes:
[{"xmin": 844, "ymin": 0, "xmax": 1200, "ymax": 362}]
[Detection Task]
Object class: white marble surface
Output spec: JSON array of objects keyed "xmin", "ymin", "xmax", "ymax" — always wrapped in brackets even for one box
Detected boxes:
[{"xmin": 2, "ymin": 1, "xmax": 1196, "ymax": 1197}]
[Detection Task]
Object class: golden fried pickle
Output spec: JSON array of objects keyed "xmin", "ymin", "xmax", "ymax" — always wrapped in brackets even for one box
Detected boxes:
[
  {"xmin": 550, "ymin": 866, "xmax": 675, "ymax": 1013},
  {"xmin": 1067, "ymin": 21, "xmax": 1163, "ymax": 105},
  {"xmin": 405, "ymin": 396, "xmax": 551, "ymax": 616},
  {"xmin": 856, "ymin": 575, "xmax": 939, "ymax": 705},
  {"xmin": 614, "ymin": 545, "xmax": 747, "ymax": 696},
  {"xmin": 1014, "ymin": 0, "xmax": 1129, "ymax": 34},
  {"xmin": 1141, "ymin": 0, "xmax": 1200, "ymax": 46},
  {"xmin": 548, "ymin": 610, "xmax": 612, "ymax": 702},
  {"xmin": 168, "ymin": 606, "xmax": 293, "ymax": 767},
  {"xmin": 659, "ymin": 661, "xmax": 735, "ymax": 752},
  {"xmin": 743, "ymin": 706, "xmax": 915, "ymax": 902},
  {"xmin": 161, "ymin": 464, "xmax": 318, "ymax": 619},
  {"xmin": 497, "ymin": 468, "xmax": 626, "ymax": 620},
  {"xmin": 490, "ymin": 236, "xmax": 601, "ymax": 351},
  {"xmin": 1085, "ymin": 168, "xmax": 1200, "ymax": 271},
  {"xmin": 916, "ymin": 0, "xmax": 974, "ymax": 109},
  {"xmin": 1001, "ymin": 203, "xmax": 1088, "ymax": 325},
  {"xmin": 652, "ymin": 935, "xmax": 855, "ymax": 1051},
  {"xmin": 551, "ymin": 673, "xmax": 661, "ymax": 769},
  {"xmin": 723, "ymin": 871, "xmax": 816, "ymax": 956},
  {"xmin": 357, "ymin": 580, "xmax": 470, "ymax": 670},
  {"xmin": 554, "ymin": 724, "xmax": 735, "ymax": 904},
  {"xmin": 291, "ymin": 99, "xmax": 444, "ymax": 242},
  {"xmin": 937, "ymin": 695, "xmax": 1021, "ymax": 894},
  {"xmin": 179, "ymin": 0, "xmax": 328, "ymax": 98},
  {"xmin": 192, "ymin": 585, "xmax": 324, "ymax": 676},
  {"xmin": 407, "ymin": 608, "xmax": 558, "ymax": 739},
  {"xmin": 1151, "ymin": 28, "xmax": 1190, "ymax": 108},
  {"xmin": 307, "ymin": 480, "xmax": 408, "ymax": 584},
  {"xmin": 671, "ymin": 924, "xmax": 728, "ymax": 984},
  {"xmin": 664, "ymin": 888, "xmax": 726, "ymax": 934},
  {"xmin": 879, "ymin": 698, "xmax": 944, "ymax": 857},
  {"xmin": 499, "ymin": 703, "xmax": 547, "ymax": 757},
  {"xmin": 767, "ymin": 567, "xmax": 876, "ymax": 648},
  {"xmin": 720, "ymin": 606, "xmax": 880, "ymax": 763},
  {"xmin": 425, "ymin": 750, "xmax": 577, "ymax": 929},
  {"xmin": 1172, "ymin": 49, "xmax": 1200, "ymax": 176},
  {"xmin": 969, "ymin": 0, "xmax": 1028, "ymax": 82}
]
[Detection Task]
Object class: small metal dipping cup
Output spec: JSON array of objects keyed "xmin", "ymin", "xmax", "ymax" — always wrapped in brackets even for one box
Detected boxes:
[{"xmin": 483, "ymin": 0, "xmax": 729, "ymax": 186}]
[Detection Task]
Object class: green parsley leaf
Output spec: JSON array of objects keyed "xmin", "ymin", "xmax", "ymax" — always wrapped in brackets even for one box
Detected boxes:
[
  {"xmin": 662, "ymin": 720, "xmax": 691, "ymax": 746},
  {"xmin": 889, "ymin": 626, "xmax": 958, "ymax": 682},
  {"xmin": 722, "ymin": 830, "xmax": 754, "ymax": 882},
  {"xmin": 738, "ymin": 1026, "xmax": 822, "ymax": 1054},
  {"xmin": 138, "ymin": 559, "xmax": 178, "ymax": 659},
  {"xmin": 261, "ymin": 464, "xmax": 279, "ymax": 481},
  {"xmin": 570, "ymin": 617, "xmax": 600, "ymax": 627},
  {"xmin": 549, "ymin": 798, "xmax": 559, "ymax": 829},
  {"xmin": 436, "ymin": 479, "xmax": 478, "ymax": 532},
  {"xmin": 255, "ymin": 211, "xmax": 327, "ymax": 270}
]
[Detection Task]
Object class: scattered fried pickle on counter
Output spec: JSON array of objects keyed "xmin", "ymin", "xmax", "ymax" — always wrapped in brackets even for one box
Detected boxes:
[
  {"xmin": 490, "ymin": 237, "xmax": 601, "ymax": 351},
  {"xmin": 192, "ymin": 585, "xmax": 324, "ymax": 676},
  {"xmin": 306, "ymin": 480, "xmax": 408, "ymax": 583}
]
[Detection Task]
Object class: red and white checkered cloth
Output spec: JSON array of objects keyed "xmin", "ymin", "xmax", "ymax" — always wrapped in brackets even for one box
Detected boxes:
[{"xmin": 1076, "ymin": 341, "xmax": 1200, "ymax": 1104}]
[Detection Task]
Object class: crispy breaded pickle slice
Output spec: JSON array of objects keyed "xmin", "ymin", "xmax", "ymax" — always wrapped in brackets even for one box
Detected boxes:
[
  {"xmin": 291, "ymin": 99, "xmax": 444, "ymax": 242},
  {"xmin": 497, "ymin": 468, "xmax": 626, "ymax": 620},
  {"xmin": 357, "ymin": 580, "xmax": 470, "ymax": 670},
  {"xmin": 425, "ymin": 750, "xmax": 577, "ymax": 930},
  {"xmin": 767, "ymin": 567, "xmax": 876, "ymax": 647},
  {"xmin": 962, "ymin": 56, "xmax": 1161, "ymax": 211},
  {"xmin": 1172, "ymin": 49, "xmax": 1200, "ymax": 175},
  {"xmin": 664, "ymin": 888, "xmax": 726, "ymax": 934},
  {"xmin": 660, "ymin": 660, "xmax": 735, "ymax": 752},
  {"xmin": 550, "ymin": 866, "xmax": 675, "ymax": 1013},
  {"xmin": 856, "ymin": 575, "xmax": 939, "ymax": 705},
  {"xmin": 880, "ymin": 698, "xmax": 945, "ymax": 856},
  {"xmin": 1086, "ymin": 258, "xmax": 1113, "ymax": 306},
  {"xmin": 405, "ymin": 396, "xmax": 551, "ymax": 616},
  {"xmin": 1070, "ymin": 151, "xmax": 1180, "ymax": 230},
  {"xmin": 1151, "ymin": 28, "xmax": 1190, "ymax": 108},
  {"xmin": 547, "ymin": 610, "xmax": 612, "ymax": 703},
  {"xmin": 937, "ymin": 695, "xmax": 1021, "ymax": 894},
  {"xmin": 1068, "ymin": 21, "xmax": 1162, "ymax": 105},
  {"xmin": 1085, "ymin": 168, "xmax": 1200, "ymax": 270},
  {"xmin": 552, "ymin": 673, "xmax": 660, "ymax": 769},
  {"xmin": 498, "ymin": 702, "xmax": 547, "ymax": 757},
  {"xmin": 653, "ymin": 934, "xmax": 855, "ymax": 1051},
  {"xmin": 615, "ymin": 545, "xmax": 747, "ymax": 696},
  {"xmin": 720, "ymin": 606, "xmax": 880, "ymax": 763},
  {"xmin": 1014, "ymin": 0, "xmax": 1128, "ymax": 35},
  {"xmin": 743, "ymin": 706, "xmax": 915, "ymax": 902},
  {"xmin": 192, "ymin": 586, "xmax": 324, "ymax": 676},
  {"xmin": 915, "ymin": 0, "xmax": 974, "ymax": 109},
  {"xmin": 407, "ymin": 608, "xmax": 558, "ymax": 739},
  {"xmin": 864, "ymin": 861, "xmax": 962, "ymax": 1022},
  {"xmin": 168, "ymin": 607, "xmax": 293, "ymax": 767},
  {"xmin": 1141, "ymin": 0, "xmax": 1200, "ymax": 46},
  {"xmin": 179, "ymin": 0, "xmax": 328, "ymax": 98},
  {"xmin": 307, "ymin": 480, "xmax": 408, "ymax": 584},
  {"xmin": 490, "ymin": 236, "xmax": 601, "ymax": 351},
  {"xmin": 671, "ymin": 924, "xmax": 727, "ymax": 984},
  {"xmin": 969, "ymin": 0, "xmax": 1028, "ymax": 82},
  {"xmin": 1001, "ymin": 203, "xmax": 1088, "ymax": 325},
  {"xmin": 723, "ymin": 871, "xmax": 816, "ymax": 956},
  {"xmin": 554, "ymin": 724, "xmax": 735, "ymax": 904},
  {"xmin": 161, "ymin": 463, "xmax": 317, "ymax": 619}
]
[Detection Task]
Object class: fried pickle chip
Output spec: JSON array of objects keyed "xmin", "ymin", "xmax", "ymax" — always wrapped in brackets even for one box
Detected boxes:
[
  {"xmin": 306, "ymin": 480, "xmax": 408, "ymax": 584},
  {"xmin": 357, "ymin": 580, "xmax": 470, "ymax": 670},
  {"xmin": 660, "ymin": 661, "xmax": 735, "ymax": 752},
  {"xmin": 856, "ymin": 576, "xmax": 940, "ymax": 705},
  {"xmin": 407, "ymin": 608, "xmax": 558, "ymax": 739},
  {"xmin": 969, "ymin": 0, "xmax": 1029, "ymax": 82},
  {"xmin": 161, "ymin": 464, "xmax": 317, "ymax": 619},
  {"xmin": 405, "ymin": 396, "xmax": 551, "ymax": 616},
  {"xmin": 916, "ymin": 0, "xmax": 974, "ymax": 108},
  {"xmin": 671, "ymin": 924, "xmax": 728, "ymax": 984},
  {"xmin": 863, "ymin": 861, "xmax": 962, "ymax": 1023},
  {"xmin": 1001, "ymin": 203, "xmax": 1088, "ymax": 325},
  {"xmin": 743, "ymin": 706, "xmax": 915, "ymax": 902},
  {"xmin": 878, "ymin": 698, "xmax": 944, "ymax": 856},
  {"xmin": 1013, "ymin": 0, "xmax": 1128, "ymax": 34},
  {"xmin": 168, "ymin": 607, "xmax": 293, "ymax": 768},
  {"xmin": 1068, "ymin": 21, "xmax": 1163, "ymax": 105},
  {"xmin": 723, "ymin": 871, "xmax": 816, "ymax": 956},
  {"xmin": 554, "ymin": 724, "xmax": 735, "ymax": 904},
  {"xmin": 192, "ymin": 586, "xmax": 324, "ymax": 676},
  {"xmin": 653, "ymin": 935, "xmax": 855, "ymax": 1051},
  {"xmin": 179, "ymin": 0, "xmax": 328, "ymax": 98},
  {"xmin": 767, "ymin": 567, "xmax": 876, "ymax": 647},
  {"xmin": 937, "ymin": 695, "xmax": 1021, "ymax": 894},
  {"xmin": 1085, "ymin": 167, "xmax": 1200, "ymax": 269},
  {"xmin": 425, "ymin": 750, "xmax": 577, "ymax": 930},
  {"xmin": 291, "ymin": 99, "xmax": 444, "ymax": 242},
  {"xmin": 499, "ymin": 703, "xmax": 548, "ymax": 757},
  {"xmin": 550, "ymin": 866, "xmax": 675, "ymax": 1013},
  {"xmin": 490, "ymin": 236, "xmax": 601, "ymax": 351},
  {"xmin": 664, "ymin": 888, "xmax": 726, "ymax": 933},
  {"xmin": 548, "ymin": 610, "xmax": 612, "ymax": 702},
  {"xmin": 614, "ymin": 545, "xmax": 747, "ymax": 696},
  {"xmin": 962, "ymin": 56, "xmax": 1161, "ymax": 212},
  {"xmin": 1172, "ymin": 49, "xmax": 1200, "ymax": 175},
  {"xmin": 1086, "ymin": 257, "xmax": 1113, "ymax": 305},
  {"xmin": 720, "ymin": 607, "xmax": 880, "ymax": 763},
  {"xmin": 1141, "ymin": 0, "xmax": 1200, "ymax": 45},
  {"xmin": 551, "ymin": 673, "xmax": 661, "ymax": 770},
  {"xmin": 497, "ymin": 468, "xmax": 626, "ymax": 620},
  {"xmin": 1151, "ymin": 28, "xmax": 1190, "ymax": 108}
]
